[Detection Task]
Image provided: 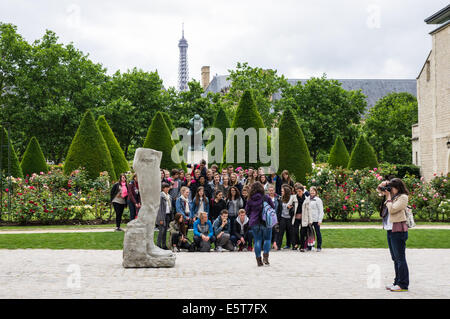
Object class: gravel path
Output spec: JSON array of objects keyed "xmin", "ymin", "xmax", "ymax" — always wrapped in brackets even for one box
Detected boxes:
[{"xmin": 0, "ymin": 248, "xmax": 448, "ymax": 299}]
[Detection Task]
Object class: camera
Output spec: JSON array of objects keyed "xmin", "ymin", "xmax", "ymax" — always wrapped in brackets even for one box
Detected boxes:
[{"xmin": 379, "ymin": 184, "xmax": 392, "ymax": 192}]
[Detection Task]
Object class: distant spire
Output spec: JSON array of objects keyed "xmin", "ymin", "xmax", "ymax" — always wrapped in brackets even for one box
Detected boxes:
[{"xmin": 178, "ymin": 23, "xmax": 189, "ymax": 91}]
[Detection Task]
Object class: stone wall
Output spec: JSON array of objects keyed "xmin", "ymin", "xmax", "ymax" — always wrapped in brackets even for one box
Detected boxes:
[{"xmin": 416, "ymin": 24, "xmax": 450, "ymax": 180}]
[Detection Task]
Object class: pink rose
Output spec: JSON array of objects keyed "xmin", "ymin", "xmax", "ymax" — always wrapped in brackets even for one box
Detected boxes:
[{"xmin": 343, "ymin": 205, "xmax": 347, "ymax": 210}]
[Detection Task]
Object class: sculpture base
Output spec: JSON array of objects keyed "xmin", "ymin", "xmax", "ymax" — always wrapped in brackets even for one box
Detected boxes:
[
  {"xmin": 186, "ymin": 150, "xmax": 208, "ymax": 166},
  {"xmin": 122, "ymin": 221, "xmax": 176, "ymax": 268}
]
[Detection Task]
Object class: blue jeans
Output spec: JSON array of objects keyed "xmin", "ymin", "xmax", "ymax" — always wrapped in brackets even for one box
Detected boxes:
[
  {"xmin": 251, "ymin": 224, "xmax": 272, "ymax": 258},
  {"xmin": 387, "ymin": 231, "xmax": 409, "ymax": 289}
]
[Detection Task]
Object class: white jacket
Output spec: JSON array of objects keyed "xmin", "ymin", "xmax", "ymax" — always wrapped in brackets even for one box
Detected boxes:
[{"xmin": 308, "ymin": 196, "xmax": 324, "ymax": 223}]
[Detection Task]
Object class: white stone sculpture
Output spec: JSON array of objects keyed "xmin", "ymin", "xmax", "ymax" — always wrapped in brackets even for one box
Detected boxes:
[{"xmin": 122, "ymin": 148, "xmax": 176, "ymax": 268}]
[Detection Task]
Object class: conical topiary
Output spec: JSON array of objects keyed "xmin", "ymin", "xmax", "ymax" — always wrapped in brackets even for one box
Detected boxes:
[
  {"xmin": 206, "ymin": 106, "xmax": 230, "ymax": 165},
  {"xmin": 0, "ymin": 125, "xmax": 23, "ymax": 178},
  {"xmin": 143, "ymin": 112, "xmax": 182, "ymax": 170},
  {"xmin": 64, "ymin": 110, "xmax": 116, "ymax": 181},
  {"xmin": 96, "ymin": 115, "xmax": 130, "ymax": 177},
  {"xmin": 278, "ymin": 108, "xmax": 312, "ymax": 184},
  {"xmin": 328, "ymin": 136, "xmax": 350, "ymax": 169},
  {"xmin": 222, "ymin": 90, "xmax": 270, "ymax": 170},
  {"xmin": 347, "ymin": 135, "xmax": 378, "ymax": 170},
  {"xmin": 161, "ymin": 112, "xmax": 187, "ymax": 170},
  {"xmin": 20, "ymin": 137, "xmax": 48, "ymax": 177}
]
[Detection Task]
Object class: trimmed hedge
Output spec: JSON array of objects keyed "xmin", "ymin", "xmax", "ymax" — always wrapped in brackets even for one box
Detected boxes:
[
  {"xmin": 222, "ymin": 90, "xmax": 269, "ymax": 169},
  {"xmin": 20, "ymin": 137, "xmax": 48, "ymax": 177},
  {"xmin": 143, "ymin": 112, "xmax": 181, "ymax": 170},
  {"xmin": 347, "ymin": 136, "xmax": 378, "ymax": 170},
  {"xmin": 64, "ymin": 110, "xmax": 116, "ymax": 181},
  {"xmin": 328, "ymin": 136, "xmax": 350, "ymax": 169},
  {"xmin": 278, "ymin": 108, "xmax": 312, "ymax": 184},
  {"xmin": 207, "ymin": 106, "xmax": 231, "ymax": 164},
  {"xmin": 0, "ymin": 125, "xmax": 23, "ymax": 178},
  {"xmin": 96, "ymin": 115, "xmax": 130, "ymax": 177}
]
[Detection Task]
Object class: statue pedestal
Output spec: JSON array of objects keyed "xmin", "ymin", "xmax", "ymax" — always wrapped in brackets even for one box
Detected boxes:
[{"xmin": 186, "ymin": 149, "xmax": 208, "ymax": 167}]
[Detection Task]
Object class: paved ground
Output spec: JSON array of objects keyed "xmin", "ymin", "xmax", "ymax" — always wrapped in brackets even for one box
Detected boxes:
[
  {"xmin": 1, "ymin": 224, "xmax": 449, "ymax": 234},
  {"xmin": 1, "ymin": 248, "xmax": 449, "ymax": 299}
]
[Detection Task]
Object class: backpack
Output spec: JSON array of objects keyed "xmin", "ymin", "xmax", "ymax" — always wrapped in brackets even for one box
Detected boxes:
[
  {"xmin": 262, "ymin": 201, "xmax": 278, "ymax": 228},
  {"xmin": 405, "ymin": 206, "xmax": 416, "ymax": 228}
]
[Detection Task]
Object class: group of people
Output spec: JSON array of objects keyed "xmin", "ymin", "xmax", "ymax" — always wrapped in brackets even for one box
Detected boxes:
[
  {"xmin": 110, "ymin": 159, "xmax": 412, "ymax": 291},
  {"xmin": 156, "ymin": 160, "xmax": 325, "ymax": 266}
]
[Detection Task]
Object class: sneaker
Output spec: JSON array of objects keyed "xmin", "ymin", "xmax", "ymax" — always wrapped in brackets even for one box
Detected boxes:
[
  {"xmin": 114, "ymin": 227, "xmax": 123, "ymax": 232},
  {"xmin": 247, "ymin": 246, "xmax": 253, "ymax": 252},
  {"xmin": 385, "ymin": 284, "xmax": 395, "ymax": 290},
  {"xmin": 282, "ymin": 246, "xmax": 290, "ymax": 250},
  {"xmin": 216, "ymin": 246, "xmax": 223, "ymax": 252},
  {"xmin": 390, "ymin": 285, "xmax": 408, "ymax": 292},
  {"xmin": 300, "ymin": 248, "xmax": 305, "ymax": 252},
  {"xmin": 316, "ymin": 248, "xmax": 321, "ymax": 252}
]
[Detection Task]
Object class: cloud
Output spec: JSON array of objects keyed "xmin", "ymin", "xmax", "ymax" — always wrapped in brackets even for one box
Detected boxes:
[{"xmin": 1, "ymin": 0, "xmax": 447, "ymax": 88}]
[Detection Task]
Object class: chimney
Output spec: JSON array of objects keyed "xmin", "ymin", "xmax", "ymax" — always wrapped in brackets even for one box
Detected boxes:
[{"xmin": 201, "ymin": 66, "xmax": 210, "ymax": 91}]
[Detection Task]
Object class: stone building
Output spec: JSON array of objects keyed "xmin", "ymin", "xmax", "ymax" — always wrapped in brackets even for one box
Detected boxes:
[{"xmin": 413, "ymin": 5, "xmax": 450, "ymax": 180}]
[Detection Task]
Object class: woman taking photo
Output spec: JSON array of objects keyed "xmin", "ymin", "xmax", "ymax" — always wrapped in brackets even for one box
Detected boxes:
[
  {"xmin": 245, "ymin": 181, "xmax": 275, "ymax": 266},
  {"xmin": 378, "ymin": 178, "xmax": 410, "ymax": 292},
  {"xmin": 110, "ymin": 173, "xmax": 128, "ymax": 231}
]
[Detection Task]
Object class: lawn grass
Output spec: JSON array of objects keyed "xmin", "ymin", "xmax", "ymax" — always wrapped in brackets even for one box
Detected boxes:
[
  {"xmin": 0, "ymin": 229, "xmax": 448, "ymax": 250},
  {"xmin": 0, "ymin": 221, "xmax": 448, "ymax": 231}
]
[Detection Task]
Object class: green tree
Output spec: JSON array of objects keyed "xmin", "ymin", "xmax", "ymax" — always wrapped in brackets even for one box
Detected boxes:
[
  {"xmin": 222, "ymin": 90, "xmax": 269, "ymax": 170},
  {"xmin": 223, "ymin": 62, "xmax": 289, "ymax": 128},
  {"xmin": 278, "ymin": 108, "xmax": 312, "ymax": 183},
  {"xmin": 64, "ymin": 110, "xmax": 116, "ymax": 180},
  {"xmin": 96, "ymin": 115, "xmax": 130, "ymax": 177},
  {"xmin": 0, "ymin": 125, "xmax": 23, "ymax": 178},
  {"xmin": 347, "ymin": 136, "xmax": 378, "ymax": 170},
  {"xmin": 20, "ymin": 137, "xmax": 48, "ymax": 177},
  {"xmin": 98, "ymin": 68, "xmax": 166, "ymax": 159},
  {"xmin": 143, "ymin": 112, "xmax": 181, "ymax": 170},
  {"xmin": 162, "ymin": 80, "xmax": 220, "ymax": 130},
  {"xmin": 328, "ymin": 136, "xmax": 350, "ymax": 168},
  {"xmin": 364, "ymin": 92, "xmax": 418, "ymax": 164},
  {"xmin": 281, "ymin": 75, "xmax": 366, "ymax": 162},
  {"xmin": 0, "ymin": 23, "xmax": 108, "ymax": 163}
]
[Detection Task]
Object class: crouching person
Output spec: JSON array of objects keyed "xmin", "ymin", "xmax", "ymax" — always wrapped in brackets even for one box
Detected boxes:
[
  {"xmin": 168, "ymin": 213, "xmax": 193, "ymax": 252},
  {"xmin": 213, "ymin": 209, "xmax": 235, "ymax": 252},
  {"xmin": 193, "ymin": 211, "xmax": 215, "ymax": 252},
  {"xmin": 233, "ymin": 209, "xmax": 253, "ymax": 251}
]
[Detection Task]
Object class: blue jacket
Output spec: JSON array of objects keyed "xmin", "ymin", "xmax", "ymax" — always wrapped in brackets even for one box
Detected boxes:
[
  {"xmin": 189, "ymin": 197, "xmax": 210, "ymax": 219},
  {"xmin": 212, "ymin": 216, "xmax": 231, "ymax": 236},
  {"xmin": 193, "ymin": 219, "xmax": 214, "ymax": 238},
  {"xmin": 175, "ymin": 196, "xmax": 191, "ymax": 220}
]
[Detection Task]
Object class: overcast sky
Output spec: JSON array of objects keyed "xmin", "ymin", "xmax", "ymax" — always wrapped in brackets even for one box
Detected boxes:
[{"xmin": 1, "ymin": 0, "xmax": 448, "ymax": 88}]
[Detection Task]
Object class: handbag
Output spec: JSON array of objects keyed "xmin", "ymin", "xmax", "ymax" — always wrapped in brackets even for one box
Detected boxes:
[{"xmin": 405, "ymin": 206, "xmax": 416, "ymax": 228}]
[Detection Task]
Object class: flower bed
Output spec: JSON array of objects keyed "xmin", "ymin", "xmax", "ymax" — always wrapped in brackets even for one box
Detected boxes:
[
  {"xmin": 307, "ymin": 164, "xmax": 449, "ymax": 222},
  {"xmin": 0, "ymin": 166, "xmax": 119, "ymax": 225}
]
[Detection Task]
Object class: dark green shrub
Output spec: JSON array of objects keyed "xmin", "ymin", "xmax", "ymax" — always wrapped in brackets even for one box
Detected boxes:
[
  {"xmin": 20, "ymin": 137, "xmax": 48, "ymax": 176},
  {"xmin": 395, "ymin": 164, "xmax": 421, "ymax": 178},
  {"xmin": 0, "ymin": 125, "xmax": 23, "ymax": 178},
  {"xmin": 207, "ymin": 106, "xmax": 231, "ymax": 165},
  {"xmin": 222, "ymin": 90, "xmax": 269, "ymax": 169},
  {"xmin": 328, "ymin": 136, "xmax": 350, "ymax": 168},
  {"xmin": 64, "ymin": 110, "xmax": 116, "ymax": 181},
  {"xmin": 96, "ymin": 115, "xmax": 130, "ymax": 177},
  {"xmin": 143, "ymin": 112, "xmax": 181, "ymax": 170},
  {"xmin": 347, "ymin": 136, "xmax": 378, "ymax": 170},
  {"xmin": 278, "ymin": 107, "xmax": 312, "ymax": 184}
]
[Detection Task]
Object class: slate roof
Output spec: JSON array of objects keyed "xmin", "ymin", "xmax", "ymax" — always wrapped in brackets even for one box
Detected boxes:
[{"xmin": 204, "ymin": 75, "xmax": 417, "ymax": 112}]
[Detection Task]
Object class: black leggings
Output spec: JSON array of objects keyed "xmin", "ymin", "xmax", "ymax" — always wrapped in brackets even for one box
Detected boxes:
[{"xmin": 113, "ymin": 202, "xmax": 126, "ymax": 228}]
